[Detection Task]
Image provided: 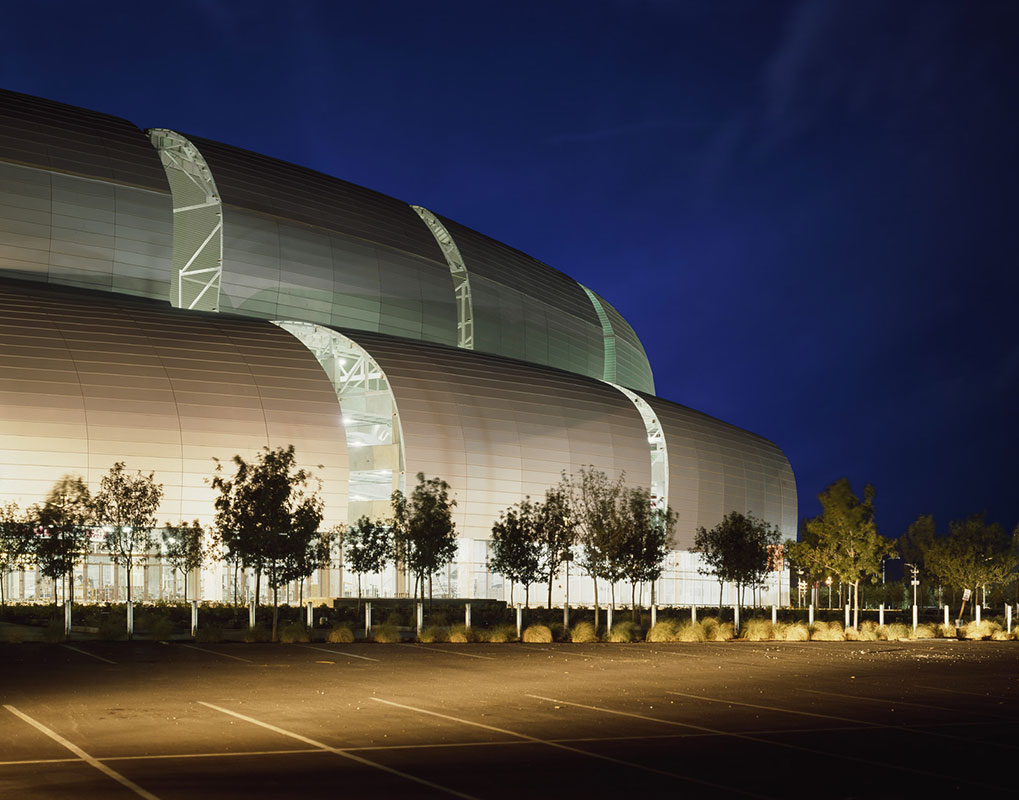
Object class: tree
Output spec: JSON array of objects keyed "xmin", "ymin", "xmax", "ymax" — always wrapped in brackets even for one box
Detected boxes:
[
  {"xmin": 694, "ymin": 511, "xmax": 778, "ymax": 611},
  {"xmin": 803, "ymin": 478, "xmax": 894, "ymax": 628},
  {"xmin": 34, "ymin": 476, "xmax": 93, "ymax": 607},
  {"xmin": 619, "ymin": 487, "xmax": 675, "ymax": 618},
  {"xmin": 211, "ymin": 445, "xmax": 324, "ymax": 640},
  {"xmin": 571, "ymin": 466, "xmax": 626, "ymax": 627},
  {"xmin": 537, "ymin": 479, "xmax": 576, "ymax": 610},
  {"xmin": 489, "ymin": 498, "xmax": 543, "ymax": 606},
  {"xmin": 161, "ymin": 520, "xmax": 206, "ymax": 603},
  {"xmin": 342, "ymin": 517, "xmax": 391, "ymax": 612},
  {"xmin": 391, "ymin": 473, "xmax": 458, "ymax": 605},
  {"xmin": 925, "ymin": 514, "xmax": 1017, "ymax": 616},
  {"xmin": 280, "ymin": 525, "xmax": 336, "ymax": 609},
  {"xmin": 94, "ymin": 462, "xmax": 164, "ymax": 612},
  {"xmin": 0, "ymin": 502, "xmax": 34, "ymax": 614}
]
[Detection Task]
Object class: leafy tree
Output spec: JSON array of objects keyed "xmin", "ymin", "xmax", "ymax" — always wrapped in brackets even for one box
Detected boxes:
[
  {"xmin": 490, "ymin": 498, "xmax": 543, "ymax": 606},
  {"xmin": 391, "ymin": 473, "xmax": 458, "ymax": 605},
  {"xmin": 281, "ymin": 525, "xmax": 336, "ymax": 609},
  {"xmin": 802, "ymin": 478, "xmax": 895, "ymax": 628},
  {"xmin": 342, "ymin": 518, "xmax": 391, "ymax": 611},
  {"xmin": 571, "ymin": 466, "xmax": 626, "ymax": 626},
  {"xmin": 211, "ymin": 445, "xmax": 324, "ymax": 640},
  {"xmin": 619, "ymin": 487, "xmax": 675, "ymax": 618},
  {"xmin": 694, "ymin": 511, "xmax": 778, "ymax": 611},
  {"xmin": 536, "ymin": 479, "xmax": 576, "ymax": 609},
  {"xmin": 925, "ymin": 514, "xmax": 1018, "ymax": 615},
  {"xmin": 34, "ymin": 476, "xmax": 93, "ymax": 607},
  {"xmin": 94, "ymin": 462, "xmax": 164, "ymax": 611},
  {"xmin": 161, "ymin": 520, "xmax": 206, "ymax": 603},
  {"xmin": 0, "ymin": 502, "xmax": 34, "ymax": 614}
]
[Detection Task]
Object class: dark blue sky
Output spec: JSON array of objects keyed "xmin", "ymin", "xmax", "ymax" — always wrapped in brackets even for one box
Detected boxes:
[{"xmin": 4, "ymin": 1, "xmax": 1016, "ymax": 538}]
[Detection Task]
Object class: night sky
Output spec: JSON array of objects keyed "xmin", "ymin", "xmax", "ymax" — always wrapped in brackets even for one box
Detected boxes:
[{"xmin": 3, "ymin": 1, "xmax": 1016, "ymax": 540}]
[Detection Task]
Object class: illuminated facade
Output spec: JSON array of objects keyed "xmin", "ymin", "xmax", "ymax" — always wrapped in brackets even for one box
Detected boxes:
[{"xmin": 0, "ymin": 90, "xmax": 796, "ymax": 604}]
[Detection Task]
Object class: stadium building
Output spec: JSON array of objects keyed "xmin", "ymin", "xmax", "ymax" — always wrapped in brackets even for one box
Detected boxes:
[{"xmin": 0, "ymin": 89, "xmax": 796, "ymax": 605}]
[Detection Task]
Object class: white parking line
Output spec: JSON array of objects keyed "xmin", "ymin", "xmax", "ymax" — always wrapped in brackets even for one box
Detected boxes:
[
  {"xmin": 198, "ymin": 701, "xmax": 478, "ymax": 800},
  {"xmin": 371, "ymin": 697, "xmax": 765, "ymax": 798},
  {"xmin": 4, "ymin": 705, "xmax": 160, "ymax": 800},
  {"xmin": 408, "ymin": 644, "xmax": 495, "ymax": 660},
  {"xmin": 915, "ymin": 684, "xmax": 1015, "ymax": 701},
  {"xmin": 526, "ymin": 694, "xmax": 986, "ymax": 787},
  {"xmin": 180, "ymin": 644, "xmax": 252, "ymax": 663},
  {"xmin": 798, "ymin": 688, "xmax": 1019, "ymax": 721},
  {"xmin": 296, "ymin": 644, "xmax": 380, "ymax": 662},
  {"xmin": 61, "ymin": 644, "xmax": 116, "ymax": 664}
]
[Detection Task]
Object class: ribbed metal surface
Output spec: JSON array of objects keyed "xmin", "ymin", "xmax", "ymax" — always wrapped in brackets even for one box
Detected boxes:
[
  {"xmin": 341, "ymin": 330, "xmax": 653, "ymax": 541},
  {"xmin": 183, "ymin": 135, "xmax": 444, "ymax": 265},
  {"xmin": 595, "ymin": 290, "xmax": 655, "ymax": 393},
  {"xmin": 0, "ymin": 279, "xmax": 347, "ymax": 527},
  {"xmin": 639, "ymin": 392, "xmax": 797, "ymax": 549},
  {"xmin": 0, "ymin": 89, "xmax": 169, "ymax": 191}
]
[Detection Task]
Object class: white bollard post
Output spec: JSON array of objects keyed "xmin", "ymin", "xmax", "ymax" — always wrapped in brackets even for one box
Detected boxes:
[
  {"xmin": 64, "ymin": 599, "xmax": 71, "ymax": 636},
  {"xmin": 191, "ymin": 600, "xmax": 198, "ymax": 638},
  {"xmin": 127, "ymin": 601, "xmax": 134, "ymax": 638},
  {"xmin": 1007, "ymin": 604, "xmax": 1012, "ymax": 634},
  {"xmin": 844, "ymin": 603, "xmax": 850, "ymax": 629},
  {"xmin": 651, "ymin": 604, "xmax": 657, "ymax": 628},
  {"xmin": 563, "ymin": 603, "xmax": 569, "ymax": 629},
  {"xmin": 691, "ymin": 605, "xmax": 697, "ymax": 624},
  {"xmin": 975, "ymin": 604, "xmax": 981, "ymax": 625},
  {"xmin": 733, "ymin": 605, "xmax": 740, "ymax": 635},
  {"xmin": 771, "ymin": 605, "xmax": 777, "ymax": 625},
  {"xmin": 416, "ymin": 602, "xmax": 423, "ymax": 635},
  {"xmin": 912, "ymin": 604, "xmax": 918, "ymax": 631},
  {"xmin": 465, "ymin": 603, "xmax": 471, "ymax": 630},
  {"xmin": 606, "ymin": 605, "xmax": 613, "ymax": 633},
  {"xmin": 306, "ymin": 601, "xmax": 313, "ymax": 629},
  {"xmin": 944, "ymin": 604, "xmax": 950, "ymax": 627},
  {"xmin": 365, "ymin": 601, "xmax": 372, "ymax": 638},
  {"xmin": 516, "ymin": 604, "xmax": 523, "ymax": 639},
  {"xmin": 808, "ymin": 604, "xmax": 814, "ymax": 626},
  {"xmin": 879, "ymin": 604, "xmax": 884, "ymax": 627},
  {"xmin": 248, "ymin": 600, "xmax": 255, "ymax": 628}
]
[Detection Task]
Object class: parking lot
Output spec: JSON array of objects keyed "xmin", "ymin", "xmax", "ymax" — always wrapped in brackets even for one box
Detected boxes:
[{"xmin": 1, "ymin": 638, "xmax": 1017, "ymax": 798}]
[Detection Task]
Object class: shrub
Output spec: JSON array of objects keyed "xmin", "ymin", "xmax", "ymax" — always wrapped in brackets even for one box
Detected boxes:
[
  {"xmin": 148, "ymin": 616, "xmax": 174, "ymax": 641},
  {"xmin": 419, "ymin": 625, "xmax": 449, "ymax": 643},
  {"xmin": 279, "ymin": 622, "xmax": 310, "ymax": 643},
  {"xmin": 243, "ymin": 625, "xmax": 271, "ymax": 643},
  {"xmin": 549, "ymin": 622, "xmax": 566, "ymax": 642},
  {"xmin": 936, "ymin": 623, "xmax": 956, "ymax": 638},
  {"xmin": 851, "ymin": 621, "xmax": 880, "ymax": 641},
  {"xmin": 810, "ymin": 621, "xmax": 845, "ymax": 641},
  {"xmin": 194, "ymin": 625, "xmax": 224, "ymax": 643},
  {"xmin": 569, "ymin": 621, "xmax": 598, "ymax": 643},
  {"xmin": 607, "ymin": 621, "xmax": 641, "ymax": 643},
  {"xmin": 880, "ymin": 623, "xmax": 910, "ymax": 641},
  {"xmin": 778, "ymin": 621, "xmax": 809, "ymax": 641},
  {"xmin": 740, "ymin": 618, "xmax": 774, "ymax": 642},
  {"xmin": 910, "ymin": 623, "xmax": 936, "ymax": 640},
  {"xmin": 959, "ymin": 620, "xmax": 999, "ymax": 640},
  {"xmin": 485, "ymin": 624, "xmax": 518, "ymax": 643},
  {"xmin": 327, "ymin": 625, "xmax": 355, "ymax": 644},
  {"xmin": 372, "ymin": 623, "xmax": 401, "ymax": 643},
  {"xmin": 522, "ymin": 624, "xmax": 553, "ymax": 643},
  {"xmin": 646, "ymin": 619, "xmax": 679, "ymax": 642},
  {"xmin": 675, "ymin": 621, "xmax": 707, "ymax": 642},
  {"xmin": 991, "ymin": 627, "xmax": 1012, "ymax": 641},
  {"xmin": 43, "ymin": 619, "xmax": 65, "ymax": 643},
  {"xmin": 708, "ymin": 621, "xmax": 735, "ymax": 641},
  {"xmin": 448, "ymin": 624, "xmax": 474, "ymax": 643},
  {"xmin": 99, "ymin": 615, "xmax": 126, "ymax": 641}
]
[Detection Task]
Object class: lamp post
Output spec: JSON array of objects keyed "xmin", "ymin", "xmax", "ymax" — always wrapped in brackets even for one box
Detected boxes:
[
  {"xmin": 825, "ymin": 576, "xmax": 832, "ymax": 609},
  {"xmin": 905, "ymin": 562, "xmax": 919, "ymax": 607}
]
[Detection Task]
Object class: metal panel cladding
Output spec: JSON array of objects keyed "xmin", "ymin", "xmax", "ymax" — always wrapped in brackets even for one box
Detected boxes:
[
  {"xmin": 591, "ymin": 289, "xmax": 656, "ymax": 394},
  {"xmin": 342, "ymin": 330, "xmax": 652, "ymax": 541},
  {"xmin": 0, "ymin": 279, "xmax": 348, "ymax": 528},
  {"xmin": 639, "ymin": 392, "xmax": 797, "ymax": 549},
  {"xmin": 0, "ymin": 91, "xmax": 173, "ymax": 301}
]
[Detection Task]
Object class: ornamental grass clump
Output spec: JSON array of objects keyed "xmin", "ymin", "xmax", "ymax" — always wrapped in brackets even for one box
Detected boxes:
[
  {"xmin": 243, "ymin": 624, "xmax": 271, "ymax": 643},
  {"xmin": 936, "ymin": 623, "xmax": 957, "ymax": 638},
  {"xmin": 910, "ymin": 623, "xmax": 936, "ymax": 640},
  {"xmin": 777, "ymin": 621, "xmax": 809, "ymax": 641},
  {"xmin": 740, "ymin": 618, "xmax": 774, "ymax": 641},
  {"xmin": 371, "ymin": 623, "xmax": 401, "ymax": 643},
  {"xmin": 675, "ymin": 620, "xmax": 707, "ymax": 642},
  {"xmin": 991, "ymin": 626, "xmax": 1012, "ymax": 641},
  {"xmin": 327, "ymin": 624, "xmax": 355, "ymax": 644},
  {"xmin": 707, "ymin": 621, "xmax": 735, "ymax": 641},
  {"xmin": 279, "ymin": 622, "xmax": 310, "ymax": 643},
  {"xmin": 959, "ymin": 620, "xmax": 999, "ymax": 640},
  {"xmin": 418, "ymin": 625, "xmax": 449, "ymax": 643},
  {"xmin": 879, "ymin": 623, "xmax": 910, "ymax": 641},
  {"xmin": 809, "ymin": 621, "xmax": 845, "ymax": 641},
  {"xmin": 607, "ymin": 621, "xmax": 641, "ymax": 643},
  {"xmin": 851, "ymin": 620, "xmax": 880, "ymax": 641},
  {"xmin": 484, "ymin": 624, "xmax": 518, "ymax": 643},
  {"xmin": 522, "ymin": 624, "xmax": 553, "ymax": 643},
  {"xmin": 646, "ymin": 619, "xmax": 679, "ymax": 642},
  {"xmin": 569, "ymin": 621, "xmax": 598, "ymax": 643},
  {"xmin": 448, "ymin": 624, "xmax": 473, "ymax": 643}
]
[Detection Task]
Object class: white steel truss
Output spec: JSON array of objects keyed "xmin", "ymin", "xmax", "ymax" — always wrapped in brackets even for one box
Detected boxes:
[
  {"xmin": 411, "ymin": 205, "xmax": 474, "ymax": 349},
  {"xmin": 609, "ymin": 382, "xmax": 669, "ymax": 510},
  {"xmin": 581, "ymin": 285, "xmax": 617, "ymax": 383},
  {"xmin": 149, "ymin": 129, "xmax": 223, "ymax": 312},
  {"xmin": 273, "ymin": 321, "xmax": 406, "ymax": 517}
]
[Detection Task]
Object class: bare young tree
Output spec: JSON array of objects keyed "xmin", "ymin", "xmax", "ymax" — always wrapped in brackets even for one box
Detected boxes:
[
  {"xmin": 342, "ymin": 517, "xmax": 391, "ymax": 613},
  {"xmin": 489, "ymin": 498, "xmax": 542, "ymax": 606},
  {"xmin": 161, "ymin": 520, "xmax": 206, "ymax": 603},
  {"xmin": 0, "ymin": 502, "xmax": 34, "ymax": 614},
  {"xmin": 34, "ymin": 476, "xmax": 93, "ymax": 608},
  {"xmin": 391, "ymin": 473, "xmax": 458, "ymax": 605}
]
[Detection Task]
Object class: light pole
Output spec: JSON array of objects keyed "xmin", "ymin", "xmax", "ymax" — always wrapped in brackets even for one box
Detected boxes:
[
  {"xmin": 825, "ymin": 576, "xmax": 832, "ymax": 609},
  {"xmin": 905, "ymin": 562, "xmax": 919, "ymax": 607}
]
